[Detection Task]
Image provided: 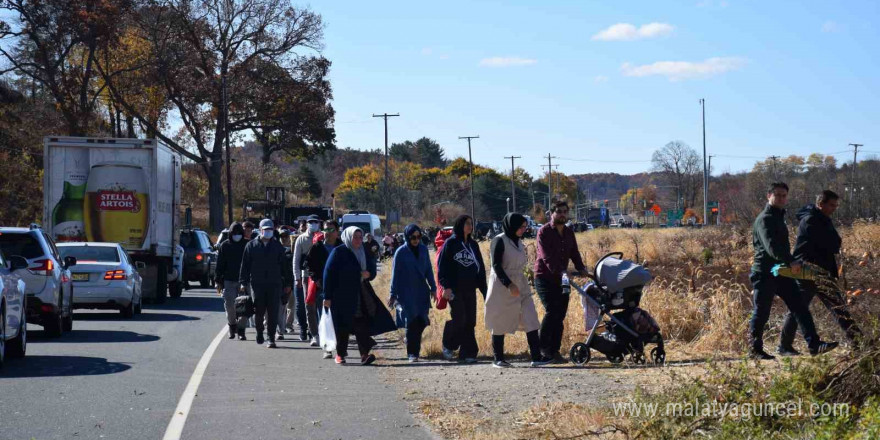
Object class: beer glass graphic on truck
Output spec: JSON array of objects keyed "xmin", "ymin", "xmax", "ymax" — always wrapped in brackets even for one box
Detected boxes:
[
  {"xmin": 83, "ymin": 162, "xmax": 150, "ymax": 249},
  {"xmin": 51, "ymin": 148, "xmax": 90, "ymax": 242}
]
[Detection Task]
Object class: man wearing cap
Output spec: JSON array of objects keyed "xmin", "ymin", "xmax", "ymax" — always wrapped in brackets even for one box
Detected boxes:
[
  {"xmin": 290, "ymin": 214, "xmax": 323, "ymax": 342},
  {"xmin": 240, "ymin": 219, "xmax": 292, "ymax": 348}
]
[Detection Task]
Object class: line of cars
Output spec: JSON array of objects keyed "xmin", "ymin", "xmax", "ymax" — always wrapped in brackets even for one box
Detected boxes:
[{"xmin": 0, "ymin": 224, "xmax": 147, "ymax": 366}]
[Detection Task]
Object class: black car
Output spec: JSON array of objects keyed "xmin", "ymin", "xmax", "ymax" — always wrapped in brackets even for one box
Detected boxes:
[{"xmin": 180, "ymin": 229, "xmax": 217, "ymax": 288}]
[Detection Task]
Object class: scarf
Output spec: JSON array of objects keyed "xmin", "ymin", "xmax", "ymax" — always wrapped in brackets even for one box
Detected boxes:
[{"xmin": 341, "ymin": 226, "xmax": 367, "ymax": 271}]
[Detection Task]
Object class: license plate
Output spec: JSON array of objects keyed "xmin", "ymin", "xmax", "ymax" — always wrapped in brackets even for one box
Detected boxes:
[{"xmin": 72, "ymin": 273, "xmax": 89, "ymax": 282}]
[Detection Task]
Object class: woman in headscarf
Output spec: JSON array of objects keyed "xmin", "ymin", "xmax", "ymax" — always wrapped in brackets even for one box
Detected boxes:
[
  {"xmin": 437, "ymin": 215, "xmax": 488, "ymax": 363},
  {"xmin": 485, "ymin": 213, "xmax": 552, "ymax": 368},
  {"xmin": 323, "ymin": 226, "xmax": 396, "ymax": 365},
  {"xmin": 389, "ymin": 224, "xmax": 437, "ymax": 362}
]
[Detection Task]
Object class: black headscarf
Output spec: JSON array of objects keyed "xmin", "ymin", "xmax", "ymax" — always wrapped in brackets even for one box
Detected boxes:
[
  {"xmin": 228, "ymin": 222, "xmax": 244, "ymax": 236},
  {"xmin": 452, "ymin": 215, "xmax": 472, "ymax": 242},
  {"xmin": 404, "ymin": 223, "xmax": 422, "ymax": 258},
  {"xmin": 502, "ymin": 213, "xmax": 526, "ymax": 243}
]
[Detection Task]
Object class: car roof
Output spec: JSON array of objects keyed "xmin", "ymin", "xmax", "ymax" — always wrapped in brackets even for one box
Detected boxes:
[
  {"xmin": 56, "ymin": 242, "xmax": 121, "ymax": 248},
  {"xmin": 0, "ymin": 227, "xmax": 35, "ymax": 233}
]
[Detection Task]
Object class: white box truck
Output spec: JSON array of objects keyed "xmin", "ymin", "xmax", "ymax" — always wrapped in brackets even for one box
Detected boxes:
[{"xmin": 43, "ymin": 137, "xmax": 182, "ymax": 302}]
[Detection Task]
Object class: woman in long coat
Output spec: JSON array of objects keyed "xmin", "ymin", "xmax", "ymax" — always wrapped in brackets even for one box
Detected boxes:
[
  {"xmin": 484, "ymin": 213, "xmax": 552, "ymax": 368},
  {"xmin": 389, "ymin": 224, "xmax": 437, "ymax": 362},
  {"xmin": 323, "ymin": 227, "xmax": 396, "ymax": 365}
]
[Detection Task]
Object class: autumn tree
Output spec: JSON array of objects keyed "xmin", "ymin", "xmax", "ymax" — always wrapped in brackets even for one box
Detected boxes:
[
  {"xmin": 651, "ymin": 140, "xmax": 702, "ymax": 209},
  {"xmin": 95, "ymin": 0, "xmax": 332, "ymax": 232}
]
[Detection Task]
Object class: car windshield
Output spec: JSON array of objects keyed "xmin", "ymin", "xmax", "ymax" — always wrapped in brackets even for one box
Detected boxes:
[
  {"xmin": 0, "ymin": 233, "xmax": 44, "ymax": 259},
  {"xmin": 342, "ymin": 222, "xmax": 371, "ymax": 235},
  {"xmin": 59, "ymin": 246, "xmax": 120, "ymax": 263},
  {"xmin": 180, "ymin": 232, "xmax": 199, "ymax": 249}
]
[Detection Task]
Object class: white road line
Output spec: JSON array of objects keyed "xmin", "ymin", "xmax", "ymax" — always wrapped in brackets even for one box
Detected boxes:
[{"xmin": 162, "ymin": 325, "xmax": 227, "ymax": 440}]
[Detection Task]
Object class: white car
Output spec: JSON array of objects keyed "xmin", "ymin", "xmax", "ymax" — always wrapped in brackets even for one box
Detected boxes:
[
  {"xmin": 0, "ymin": 225, "xmax": 75, "ymax": 337},
  {"xmin": 0, "ymin": 252, "xmax": 29, "ymax": 367},
  {"xmin": 57, "ymin": 242, "xmax": 143, "ymax": 318}
]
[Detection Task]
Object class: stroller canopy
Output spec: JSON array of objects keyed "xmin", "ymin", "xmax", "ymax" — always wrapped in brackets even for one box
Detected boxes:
[{"xmin": 597, "ymin": 257, "xmax": 652, "ymax": 292}]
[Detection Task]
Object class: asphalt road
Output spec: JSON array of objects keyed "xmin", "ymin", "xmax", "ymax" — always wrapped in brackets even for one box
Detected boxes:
[{"xmin": 0, "ymin": 288, "xmax": 437, "ymax": 440}]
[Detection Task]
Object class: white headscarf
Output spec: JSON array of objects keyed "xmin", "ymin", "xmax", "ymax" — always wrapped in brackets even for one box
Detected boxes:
[{"xmin": 341, "ymin": 226, "xmax": 366, "ymax": 271}]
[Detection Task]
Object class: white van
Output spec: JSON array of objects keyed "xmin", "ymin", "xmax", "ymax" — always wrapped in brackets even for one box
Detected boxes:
[{"xmin": 340, "ymin": 211, "xmax": 384, "ymax": 251}]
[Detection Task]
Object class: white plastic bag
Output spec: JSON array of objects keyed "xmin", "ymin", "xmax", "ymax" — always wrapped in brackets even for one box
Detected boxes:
[{"xmin": 318, "ymin": 308, "xmax": 337, "ymax": 352}]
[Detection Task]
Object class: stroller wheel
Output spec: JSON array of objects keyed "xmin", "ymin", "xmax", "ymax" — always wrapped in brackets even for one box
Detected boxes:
[
  {"xmin": 607, "ymin": 354, "xmax": 625, "ymax": 364},
  {"xmin": 570, "ymin": 343, "xmax": 591, "ymax": 365},
  {"xmin": 630, "ymin": 351, "xmax": 647, "ymax": 365},
  {"xmin": 650, "ymin": 347, "xmax": 666, "ymax": 366}
]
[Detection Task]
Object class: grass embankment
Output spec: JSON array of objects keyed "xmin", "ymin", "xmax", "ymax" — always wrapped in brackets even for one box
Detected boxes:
[{"xmin": 372, "ymin": 224, "xmax": 880, "ymax": 439}]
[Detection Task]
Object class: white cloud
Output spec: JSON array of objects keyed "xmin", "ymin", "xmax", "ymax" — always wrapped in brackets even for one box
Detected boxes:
[
  {"xmin": 591, "ymin": 22, "xmax": 674, "ymax": 41},
  {"xmin": 593, "ymin": 75, "xmax": 609, "ymax": 83},
  {"xmin": 821, "ymin": 21, "xmax": 839, "ymax": 33},
  {"xmin": 620, "ymin": 57, "xmax": 747, "ymax": 81},
  {"xmin": 421, "ymin": 47, "xmax": 433, "ymax": 55},
  {"xmin": 479, "ymin": 57, "xmax": 537, "ymax": 68}
]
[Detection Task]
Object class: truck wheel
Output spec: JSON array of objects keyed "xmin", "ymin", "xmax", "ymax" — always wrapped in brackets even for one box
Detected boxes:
[
  {"xmin": 155, "ymin": 261, "xmax": 168, "ymax": 304},
  {"xmin": 44, "ymin": 312, "xmax": 63, "ymax": 338}
]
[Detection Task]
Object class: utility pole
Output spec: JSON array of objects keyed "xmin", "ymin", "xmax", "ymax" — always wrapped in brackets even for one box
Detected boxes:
[
  {"xmin": 459, "ymin": 136, "xmax": 479, "ymax": 222},
  {"xmin": 504, "ymin": 155, "xmax": 521, "ymax": 213},
  {"xmin": 768, "ymin": 155, "xmax": 781, "ymax": 179},
  {"xmin": 222, "ymin": 72, "xmax": 233, "ymax": 226},
  {"xmin": 699, "ymin": 98, "xmax": 708, "ymax": 226},
  {"xmin": 373, "ymin": 113, "xmax": 399, "ymax": 230},
  {"xmin": 545, "ymin": 154, "xmax": 555, "ymax": 200},
  {"xmin": 849, "ymin": 143, "xmax": 862, "ymax": 218}
]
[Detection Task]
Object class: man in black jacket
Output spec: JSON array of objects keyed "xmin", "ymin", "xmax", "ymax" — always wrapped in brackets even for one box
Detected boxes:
[
  {"xmin": 749, "ymin": 182, "xmax": 837, "ymax": 360},
  {"xmin": 239, "ymin": 219, "xmax": 292, "ymax": 348},
  {"xmin": 778, "ymin": 190, "xmax": 861, "ymax": 355},
  {"xmin": 307, "ymin": 220, "xmax": 343, "ymax": 358},
  {"xmin": 215, "ymin": 222, "xmax": 248, "ymax": 340}
]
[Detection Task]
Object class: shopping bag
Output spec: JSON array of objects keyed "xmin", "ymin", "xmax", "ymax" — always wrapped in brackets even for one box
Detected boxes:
[
  {"xmin": 318, "ymin": 307, "xmax": 337, "ymax": 352},
  {"xmin": 305, "ymin": 279, "xmax": 318, "ymax": 305},
  {"xmin": 235, "ymin": 294, "xmax": 254, "ymax": 318}
]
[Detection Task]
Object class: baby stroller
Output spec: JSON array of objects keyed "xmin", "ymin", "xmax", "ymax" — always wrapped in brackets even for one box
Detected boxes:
[{"xmin": 569, "ymin": 252, "xmax": 666, "ymax": 366}]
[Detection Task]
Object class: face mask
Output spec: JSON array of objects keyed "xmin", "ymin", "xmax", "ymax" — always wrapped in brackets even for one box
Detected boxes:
[
  {"xmin": 308, "ymin": 223, "xmax": 320, "ymax": 232},
  {"xmin": 232, "ymin": 234, "xmax": 243, "ymax": 242},
  {"xmin": 261, "ymin": 230, "xmax": 273, "ymax": 239}
]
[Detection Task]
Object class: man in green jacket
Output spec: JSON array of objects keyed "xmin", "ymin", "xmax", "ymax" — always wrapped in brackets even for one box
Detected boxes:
[{"xmin": 749, "ymin": 182, "xmax": 838, "ymax": 360}]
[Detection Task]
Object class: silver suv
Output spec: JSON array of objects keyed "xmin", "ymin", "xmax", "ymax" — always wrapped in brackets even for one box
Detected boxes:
[{"xmin": 0, "ymin": 225, "xmax": 76, "ymax": 337}]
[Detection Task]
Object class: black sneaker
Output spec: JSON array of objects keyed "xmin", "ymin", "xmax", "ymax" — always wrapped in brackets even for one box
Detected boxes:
[
  {"xmin": 492, "ymin": 360, "xmax": 512, "ymax": 368},
  {"xmin": 810, "ymin": 341, "xmax": 839, "ymax": 356},
  {"xmin": 552, "ymin": 353, "xmax": 567, "ymax": 364},
  {"xmin": 299, "ymin": 332, "xmax": 309, "ymax": 342},
  {"xmin": 256, "ymin": 333, "xmax": 264, "ymax": 345},
  {"xmin": 749, "ymin": 348, "xmax": 776, "ymax": 360},
  {"xmin": 361, "ymin": 353, "xmax": 376, "ymax": 366},
  {"xmin": 530, "ymin": 356, "xmax": 553, "ymax": 367},
  {"xmin": 776, "ymin": 346, "xmax": 801, "ymax": 357},
  {"xmin": 267, "ymin": 341, "xmax": 277, "ymax": 348}
]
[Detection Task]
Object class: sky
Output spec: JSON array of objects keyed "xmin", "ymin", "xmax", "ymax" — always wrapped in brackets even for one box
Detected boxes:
[{"xmin": 317, "ymin": 0, "xmax": 880, "ymax": 177}]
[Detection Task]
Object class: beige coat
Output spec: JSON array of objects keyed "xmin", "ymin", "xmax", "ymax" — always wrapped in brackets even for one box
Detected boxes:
[{"xmin": 484, "ymin": 234, "xmax": 541, "ymax": 335}]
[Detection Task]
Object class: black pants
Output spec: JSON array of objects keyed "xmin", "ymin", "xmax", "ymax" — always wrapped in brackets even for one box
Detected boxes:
[
  {"xmin": 295, "ymin": 284, "xmax": 308, "ymax": 335},
  {"xmin": 749, "ymin": 272, "xmax": 818, "ymax": 350},
  {"xmin": 442, "ymin": 285, "xmax": 478, "ymax": 359},
  {"xmin": 493, "ymin": 330, "xmax": 542, "ymax": 362},
  {"xmin": 535, "ymin": 277, "xmax": 570, "ymax": 357},
  {"xmin": 336, "ymin": 316, "xmax": 376, "ymax": 358},
  {"xmin": 780, "ymin": 279, "xmax": 861, "ymax": 348},
  {"xmin": 253, "ymin": 285, "xmax": 281, "ymax": 342},
  {"xmin": 405, "ymin": 316, "xmax": 428, "ymax": 357}
]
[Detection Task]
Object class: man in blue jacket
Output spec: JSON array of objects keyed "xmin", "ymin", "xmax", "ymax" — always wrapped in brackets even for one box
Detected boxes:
[
  {"xmin": 749, "ymin": 182, "xmax": 837, "ymax": 360},
  {"xmin": 239, "ymin": 219, "xmax": 292, "ymax": 348},
  {"xmin": 778, "ymin": 190, "xmax": 862, "ymax": 355}
]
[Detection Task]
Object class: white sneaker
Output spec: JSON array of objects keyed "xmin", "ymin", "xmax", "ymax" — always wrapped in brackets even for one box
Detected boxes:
[
  {"xmin": 322, "ymin": 351, "xmax": 333, "ymax": 359},
  {"xmin": 442, "ymin": 347, "xmax": 455, "ymax": 361},
  {"xmin": 493, "ymin": 360, "xmax": 512, "ymax": 368},
  {"xmin": 310, "ymin": 337, "xmax": 319, "ymax": 347},
  {"xmin": 408, "ymin": 355, "xmax": 419, "ymax": 363}
]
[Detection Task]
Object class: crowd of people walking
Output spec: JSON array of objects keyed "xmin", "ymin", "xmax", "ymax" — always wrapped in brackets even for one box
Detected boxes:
[{"xmin": 213, "ymin": 184, "xmax": 861, "ymax": 366}]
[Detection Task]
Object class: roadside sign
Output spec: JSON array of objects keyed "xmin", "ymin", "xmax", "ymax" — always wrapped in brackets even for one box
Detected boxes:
[{"xmin": 650, "ymin": 204, "xmax": 661, "ymax": 216}]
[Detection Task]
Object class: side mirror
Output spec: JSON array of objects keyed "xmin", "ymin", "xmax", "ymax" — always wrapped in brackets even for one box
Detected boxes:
[
  {"xmin": 9, "ymin": 255, "xmax": 29, "ymax": 271},
  {"xmin": 63, "ymin": 256, "xmax": 77, "ymax": 268},
  {"xmin": 135, "ymin": 261, "xmax": 146, "ymax": 270}
]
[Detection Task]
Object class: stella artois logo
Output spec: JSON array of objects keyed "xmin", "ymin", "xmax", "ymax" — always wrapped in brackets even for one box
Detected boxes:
[{"xmin": 96, "ymin": 190, "xmax": 141, "ymax": 213}]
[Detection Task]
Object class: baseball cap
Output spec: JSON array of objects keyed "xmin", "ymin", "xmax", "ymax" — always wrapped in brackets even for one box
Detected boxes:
[
  {"xmin": 306, "ymin": 215, "xmax": 321, "ymax": 223},
  {"xmin": 259, "ymin": 219, "xmax": 274, "ymax": 230}
]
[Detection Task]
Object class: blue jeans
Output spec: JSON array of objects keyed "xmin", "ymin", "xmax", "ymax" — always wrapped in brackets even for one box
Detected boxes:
[{"xmin": 295, "ymin": 284, "xmax": 308, "ymax": 335}]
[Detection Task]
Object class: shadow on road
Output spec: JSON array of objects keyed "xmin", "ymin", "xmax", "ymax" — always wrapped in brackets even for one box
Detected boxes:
[
  {"xmin": 0, "ymin": 355, "xmax": 131, "ymax": 378},
  {"xmin": 29, "ymin": 329, "xmax": 160, "ymax": 343},
  {"xmin": 75, "ymin": 312, "xmax": 200, "ymax": 322}
]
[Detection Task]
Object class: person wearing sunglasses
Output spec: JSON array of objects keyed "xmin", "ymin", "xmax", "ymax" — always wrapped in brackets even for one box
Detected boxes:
[{"xmin": 388, "ymin": 224, "xmax": 437, "ymax": 362}]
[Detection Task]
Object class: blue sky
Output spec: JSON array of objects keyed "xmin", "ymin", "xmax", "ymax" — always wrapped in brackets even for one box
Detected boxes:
[{"xmin": 318, "ymin": 0, "xmax": 880, "ymax": 177}]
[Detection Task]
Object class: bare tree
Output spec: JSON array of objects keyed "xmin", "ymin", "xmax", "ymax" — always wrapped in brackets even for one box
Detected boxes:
[{"xmin": 651, "ymin": 140, "xmax": 701, "ymax": 209}]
